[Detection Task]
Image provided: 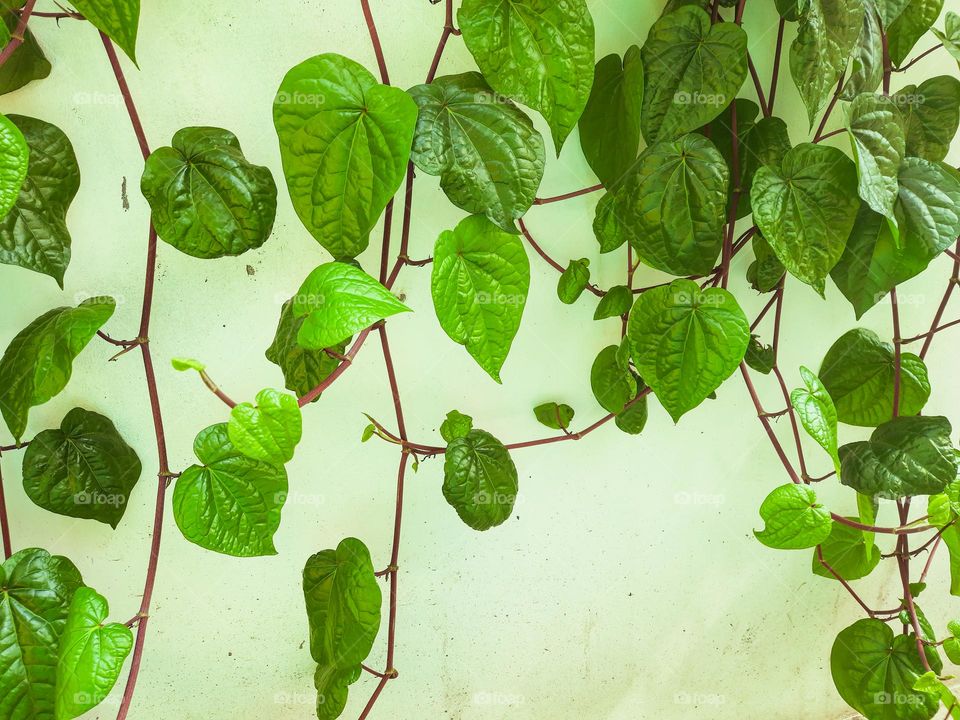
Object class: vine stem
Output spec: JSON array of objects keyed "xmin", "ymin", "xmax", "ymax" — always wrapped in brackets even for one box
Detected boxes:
[
  {"xmin": 518, "ymin": 218, "xmax": 604, "ymax": 297},
  {"xmin": 0, "ymin": 462, "xmax": 11, "ymax": 558},
  {"xmin": 919, "ymin": 239, "xmax": 960, "ymax": 359},
  {"xmin": 0, "ymin": 0, "xmax": 37, "ymax": 68},
  {"xmin": 894, "ymin": 43, "xmax": 943, "ymax": 72},
  {"xmin": 359, "ymin": 0, "xmax": 389, "ymax": 84},
  {"xmin": 533, "ymin": 184, "xmax": 603, "ymax": 205},
  {"xmin": 891, "ymin": 287, "xmax": 902, "ymax": 416}
]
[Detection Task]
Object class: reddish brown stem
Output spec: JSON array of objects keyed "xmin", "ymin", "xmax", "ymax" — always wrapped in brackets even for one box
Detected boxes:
[
  {"xmin": 0, "ymin": 0, "xmax": 36, "ymax": 68},
  {"xmin": 298, "ymin": 329, "xmax": 374, "ymax": 406},
  {"xmin": 518, "ymin": 218, "xmax": 604, "ymax": 297},
  {"xmin": 891, "ymin": 288, "xmax": 902, "ymax": 417},
  {"xmin": 359, "ymin": 0, "xmax": 390, "ymax": 84},
  {"xmin": 534, "ymin": 184, "xmax": 604, "ymax": 205}
]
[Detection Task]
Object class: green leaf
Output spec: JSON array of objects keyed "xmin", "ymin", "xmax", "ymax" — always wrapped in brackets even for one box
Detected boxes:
[
  {"xmin": 0, "ymin": 113, "xmax": 28, "ymax": 219},
  {"xmin": 627, "ymin": 279, "xmax": 749, "ymax": 422},
  {"xmin": 0, "ymin": 115, "xmax": 80, "ymax": 286},
  {"xmin": 21, "ymin": 408, "xmax": 142, "ymax": 529},
  {"xmin": 594, "ymin": 285, "xmax": 633, "ymax": 320},
  {"xmin": 791, "ymin": 367, "xmax": 842, "ymax": 474},
  {"xmin": 457, "ymin": 0, "xmax": 595, "ymax": 152},
  {"xmin": 744, "ymin": 335, "xmax": 775, "ymax": 375},
  {"xmin": 595, "ymin": 133, "xmax": 729, "ymax": 276},
  {"xmin": 831, "ymin": 618, "xmax": 939, "ymax": 720},
  {"xmin": 557, "ymin": 258, "xmax": 590, "ymax": 304},
  {"xmin": 292, "ymin": 262, "xmax": 410, "ymax": 350},
  {"xmin": 303, "ymin": 538, "xmax": 381, "ymax": 720},
  {"xmin": 946, "ymin": 638, "xmax": 960, "ymax": 664},
  {"xmin": 740, "ymin": 117, "xmax": 793, "ymax": 215},
  {"xmin": 839, "ymin": 416, "xmax": 956, "ymax": 499},
  {"xmin": 813, "ymin": 517, "xmax": 881, "ymax": 580},
  {"xmin": 942, "ymin": 522, "xmax": 960, "ymax": 595},
  {"xmin": 841, "ymin": 0, "xmax": 884, "ymax": 100},
  {"xmin": 614, "ymin": 395, "xmax": 649, "ymax": 435},
  {"xmin": 745, "ymin": 233, "xmax": 785, "ymax": 293},
  {"xmin": 775, "ymin": 0, "xmax": 810, "ymax": 20},
  {"xmin": 533, "ymin": 402, "xmax": 574, "ymax": 430},
  {"xmin": 0, "ymin": 548, "xmax": 83, "ymax": 720},
  {"xmin": 431, "ymin": 214, "xmax": 529, "ymax": 382},
  {"xmin": 790, "ymin": 0, "xmax": 865, "ymax": 126},
  {"xmin": 914, "ymin": 672, "xmax": 960, "ymax": 717},
  {"xmin": 888, "ymin": 0, "xmax": 944, "ymax": 66},
  {"xmin": 928, "ymin": 492, "xmax": 953, "ymax": 527},
  {"xmin": 704, "ymin": 99, "xmax": 759, "ymax": 219},
  {"xmin": 578, "ymin": 47, "xmax": 643, "ymax": 188},
  {"xmin": 443, "ymin": 429, "xmax": 518, "ymax": 531},
  {"xmin": 140, "ymin": 126, "xmax": 277, "ymax": 259},
  {"xmin": 819, "ymin": 328, "xmax": 931, "ymax": 426},
  {"xmin": 273, "ymin": 53, "xmax": 417, "ymax": 259},
  {"xmin": 265, "ymin": 299, "xmax": 346, "ymax": 400},
  {"xmin": 751, "ymin": 143, "xmax": 860, "ymax": 294},
  {"xmin": 932, "ymin": 11, "xmax": 960, "ymax": 63},
  {"xmin": 54, "ymin": 587, "xmax": 133, "ymax": 720},
  {"xmin": 847, "ymin": 93, "xmax": 906, "ymax": 223},
  {"xmin": 69, "ymin": 0, "xmax": 139, "ymax": 64},
  {"xmin": 755, "ymin": 484, "xmax": 832, "ymax": 549},
  {"xmin": 408, "ymin": 72, "xmax": 545, "ymax": 232},
  {"xmin": 228, "ymin": 388, "xmax": 302, "ymax": 465},
  {"xmin": 640, "ymin": 6, "xmax": 748, "ymax": 144},
  {"xmin": 170, "ymin": 357, "xmax": 206, "ymax": 372},
  {"xmin": 440, "ymin": 410, "xmax": 473, "ymax": 443},
  {"xmin": 857, "ymin": 491, "xmax": 879, "ymax": 561},
  {"xmin": 0, "ymin": 11, "xmax": 51, "ymax": 96},
  {"xmin": 897, "ymin": 76, "xmax": 960, "ymax": 161},
  {"xmin": 172, "ymin": 423, "xmax": 288, "ymax": 557},
  {"xmin": 0, "ymin": 297, "xmax": 115, "ymax": 442},
  {"xmin": 895, "ymin": 157, "xmax": 960, "ymax": 258},
  {"xmin": 590, "ymin": 344, "xmax": 637, "ymax": 415}
]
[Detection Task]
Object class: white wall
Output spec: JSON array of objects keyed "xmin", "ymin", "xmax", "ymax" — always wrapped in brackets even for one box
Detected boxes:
[{"xmin": 1, "ymin": 1, "xmax": 958, "ymax": 718}]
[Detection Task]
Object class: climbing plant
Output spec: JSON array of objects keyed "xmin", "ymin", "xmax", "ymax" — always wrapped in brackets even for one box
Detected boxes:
[{"xmin": 1, "ymin": 0, "xmax": 960, "ymax": 718}]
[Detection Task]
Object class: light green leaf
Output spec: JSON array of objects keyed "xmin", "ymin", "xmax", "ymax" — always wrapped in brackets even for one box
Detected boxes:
[
  {"xmin": 408, "ymin": 72, "xmax": 545, "ymax": 232},
  {"xmin": 0, "ymin": 297, "xmax": 115, "ymax": 442},
  {"xmin": 54, "ymin": 587, "xmax": 132, "ymax": 720},
  {"xmin": 791, "ymin": 366, "xmax": 841, "ymax": 474},
  {"xmin": 0, "ymin": 112, "xmax": 28, "ymax": 219},
  {"xmin": 440, "ymin": 410, "xmax": 473, "ymax": 443},
  {"xmin": 640, "ymin": 6, "xmax": 747, "ymax": 144},
  {"xmin": 172, "ymin": 423, "xmax": 288, "ymax": 557},
  {"xmin": 557, "ymin": 258, "xmax": 590, "ymax": 304},
  {"xmin": 897, "ymin": 76, "xmax": 960, "ymax": 161},
  {"xmin": 590, "ymin": 344, "xmax": 637, "ymax": 415},
  {"xmin": 888, "ymin": 0, "xmax": 944, "ymax": 66},
  {"xmin": 626, "ymin": 279, "xmax": 749, "ymax": 422},
  {"xmin": 431, "ymin": 214, "xmax": 529, "ymax": 382},
  {"xmin": 457, "ymin": 0, "xmax": 595, "ymax": 152},
  {"xmin": 819, "ymin": 328, "xmax": 930, "ymax": 426},
  {"xmin": 265, "ymin": 299, "xmax": 346, "ymax": 400},
  {"xmin": 813, "ymin": 517, "xmax": 881, "ymax": 580},
  {"xmin": 932, "ymin": 11, "xmax": 960, "ymax": 63},
  {"xmin": 171, "ymin": 357, "xmax": 206, "ymax": 372},
  {"xmin": 751, "ymin": 143, "xmax": 860, "ymax": 294},
  {"xmin": 841, "ymin": 0, "xmax": 884, "ymax": 100},
  {"xmin": 228, "ymin": 388, "xmax": 302, "ymax": 465},
  {"xmin": 22, "ymin": 408, "xmax": 142, "ymax": 528},
  {"xmin": 914, "ymin": 672, "xmax": 960, "ymax": 718},
  {"xmin": 69, "ymin": 0, "xmax": 139, "ymax": 64},
  {"xmin": 594, "ymin": 285, "xmax": 633, "ymax": 320},
  {"xmin": 0, "ymin": 115, "xmax": 80, "ymax": 286},
  {"xmin": 533, "ymin": 402, "xmax": 574, "ymax": 430},
  {"xmin": 273, "ymin": 53, "xmax": 417, "ymax": 259},
  {"xmin": 755, "ymin": 484, "xmax": 833, "ymax": 550},
  {"xmin": 847, "ymin": 93, "xmax": 906, "ymax": 223},
  {"xmin": 443, "ymin": 428, "xmax": 518, "ymax": 531},
  {"xmin": 292, "ymin": 262, "xmax": 410, "ymax": 350}
]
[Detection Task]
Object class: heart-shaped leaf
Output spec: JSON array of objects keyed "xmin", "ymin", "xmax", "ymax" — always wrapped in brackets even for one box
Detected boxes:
[
  {"xmin": 69, "ymin": 0, "xmax": 139, "ymax": 64},
  {"xmin": 440, "ymin": 410, "xmax": 473, "ymax": 444},
  {"xmin": 895, "ymin": 157, "xmax": 960, "ymax": 256},
  {"xmin": 755, "ymin": 484, "xmax": 832, "ymax": 550},
  {"xmin": 791, "ymin": 366, "xmax": 841, "ymax": 474},
  {"xmin": 443, "ymin": 428, "xmax": 519, "ymax": 531},
  {"xmin": 847, "ymin": 93, "xmax": 906, "ymax": 223},
  {"xmin": 0, "ymin": 113, "xmax": 28, "ymax": 218},
  {"xmin": 897, "ymin": 76, "xmax": 960, "ymax": 161},
  {"xmin": 228, "ymin": 388, "xmax": 302, "ymax": 465}
]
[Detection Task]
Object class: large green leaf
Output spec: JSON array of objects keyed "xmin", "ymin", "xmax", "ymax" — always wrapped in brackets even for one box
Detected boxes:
[
  {"xmin": 457, "ymin": 0, "xmax": 595, "ymax": 152},
  {"xmin": 21, "ymin": 408, "xmax": 142, "ymax": 528},
  {"xmin": 291, "ymin": 262, "xmax": 410, "ymax": 350},
  {"xmin": 265, "ymin": 299, "xmax": 345, "ymax": 400},
  {"xmin": 273, "ymin": 53, "xmax": 417, "ymax": 259},
  {"xmin": 819, "ymin": 328, "xmax": 930, "ymax": 426},
  {"xmin": 0, "ymin": 11, "xmax": 51, "ymax": 96},
  {"xmin": 140, "ymin": 126, "xmax": 277, "ymax": 259},
  {"xmin": 895, "ymin": 157, "xmax": 960, "ymax": 257},
  {"xmin": 0, "ymin": 297, "xmax": 115, "ymax": 442},
  {"xmin": 0, "ymin": 113, "xmax": 28, "ymax": 219},
  {"xmin": 831, "ymin": 619, "xmax": 940, "ymax": 720},
  {"xmin": 228, "ymin": 388, "xmax": 302, "ymax": 465},
  {"xmin": 0, "ymin": 115, "xmax": 80, "ymax": 286},
  {"xmin": 839, "ymin": 416, "xmax": 956, "ymax": 499},
  {"xmin": 640, "ymin": 6, "xmax": 747, "ymax": 144},
  {"xmin": 812, "ymin": 517, "xmax": 881, "ymax": 580},
  {"xmin": 54, "ymin": 587, "xmax": 132, "ymax": 720},
  {"xmin": 751, "ymin": 143, "xmax": 860, "ymax": 295},
  {"xmin": 897, "ymin": 76, "xmax": 960, "ymax": 161},
  {"xmin": 840, "ymin": 0, "xmax": 884, "ymax": 100},
  {"xmin": 69, "ymin": 0, "xmax": 139, "ymax": 64},
  {"xmin": 626, "ymin": 279, "xmax": 750, "ymax": 422},
  {"xmin": 888, "ymin": 0, "xmax": 944, "ymax": 66},
  {"xmin": 847, "ymin": 93, "xmax": 906, "ymax": 223},
  {"xmin": 431, "ymin": 214, "xmax": 529, "ymax": 382},
  {"xmin": 0, "ymin": 548, "xmax": 83, "ymax": 720},
  {"xmin": 443, "ymin": 428, "xmax": 518, "ymax": 531},
  {"xmin": 408, "ymin": 72, "xmax": 545, "ymax": 232},
  {"xmin": 755, "ymin": 484, "xmax": 833, "ymax": 550},
  {"xmin": 578, "ymin": 47, "xmax": 643, "ymax": 188},
  {"xmin": 172, "ymin": 423, "xmax": 288, "ymax": 557},
  {"xmin": 594, "ymin": 133, "xmax": 729, "ymax": 276},
  {"xmin": 790, "ymin": 0, "xmax": 865, "ymax": 125},
  {"xmin": 790, "ymin": 366, "xmax": 841, "ymax": 474}
]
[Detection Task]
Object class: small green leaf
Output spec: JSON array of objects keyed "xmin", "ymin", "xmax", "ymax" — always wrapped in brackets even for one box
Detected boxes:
[
  {"xmin": 533, "ymin": 402, "xmax": 574, "ymax": 431},
  {"xmin": 755, "ymin": 484, "xmax": 832, "ymax": 550},
  {"xmin": 22, "ymin": 408, "xmax": 142, "ymax": 528},
  {"xmin": 897, "ymin": 76, "xmax": 960, "ymax": 161},
  {"xmin": 70, "ymin": 0, "xmax": 139, "ymax": 63},
  {"xmin": 790, "ymin": 366, "xmax": 841, "ymax": 474},
  {"xmin": 431, "ymin": 214, "xmax": 530, "ymax": 382},
  {"xmin": 590, "ymin": 344, "xmax": 637, "ymax": 415},
  {"xmin": 744, "ymin": 335, "xmax": 775, "ymax": 375},
  {"xmin": 171, "ymin": 357, "xmax": 206, "ymax": 372},
  {"xmin": 54, "ymin": 587, "xmax": 133, "ymax": 720},
  {"xmin": 594, "ymin": 285, "xmax": 632, "ymax": 320},
  {"xmin": 745, "ymin": 233, "xmax": 785, "ymax": 294},
  {"xmin": 614, "ymin": 395, "xmax": 649, "ymax": 436},
  {"xmin": 846, "ymin": 93, "xmax": 906, "ymax": 224},
  {"xmin": 443, "ymin": 429, "xmax": 518, "ymax": 531},
  {"xmin": 813, "ymin": 517, "xmax": 881, "ymax": 581},
  {"xmin": 0, "ymin": 10, "xmax": 51, "ymax": 96},
  {"xmin": 360, "ymin": 424, "xmax": 375, "ymax": 443},
  {"xmin": 266, "ymin": 299, "xmax": 346, "ymax": 400},
  {"xmin": 913, "ymin": 672, "xmax": 960, "ymax": 716},
  {"xmin": 292, "ymin": 262, "xmax": 410, "ymax": 350},
  {"xmin": 557, "ymin": 258, "xmax": 591, "ymax": 304},
  {"xmin": 932, "ymin": 11, "xmax": 960, "ymax": 63},
  {"xmin": 888, "ymin": 0, "xmax": 944, "ymax": 66},
  {"xmin": 440, "ymin": 410, "xmax": 474, "ymax": 443},
  {"xmin": 740, "ymin": 116, "xmax": 793, "ymax": 223},
  {"xmin": 0, "ymin": 112, "xmax": 28, "ymax": 219},
  {"xmin": 228, "ymin": 388, "xmax": 302, "ymax": 465}
]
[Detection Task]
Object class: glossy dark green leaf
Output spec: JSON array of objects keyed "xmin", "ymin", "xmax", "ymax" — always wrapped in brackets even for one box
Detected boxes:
[
  {"xmin": 791, "ymin": 366, "xmax": 842, "ymax": 474},
  {"xmin": 578, "ymin": 47, "xmax": 643, "ymax": 188},
  {"xmin": 812, "ymin": 517, "xmax": 881, "ymax": 580},
  {"xmin": 457, "ymin": 0, "xmax": 595, "ymax": 152},
  {"xmin": 739, "ymin": 115, "xmax": 792, "ymax": 222},
  {"xmin": 557, "ymin": 258, "xmax": 590, "ymax": 304},
  {"xmin": 0, "ymin": 113, "xmax": 28, "ymax": 218},
  {"xmin": 443, "ymin": 428, "xmax": 518, "ymax": 531},
  {"xmin": 751, "ymin": 143, "xmax": 860, "ymax": 294},
  {"xmin": 746, "ymin": 233, "xmax": 786, "ymax": 293},
  {"xmin": 0, "ymin": 297, "xmax": 115, "ymax": 442},
  {"xmin": 840, "ymin": 416, "xmax": 956, "ymax": 499},
  {"xmin": 614, "ymin": 394, "xmax": 649, "ymax": 435},
  {"xmin": 744, "ymin": 335, "xmax": 775, "ymax": 374},
  {"xmin": 172, "ymin": 423, "xmax": 288, "ymax": 557},
  {"xmin": 897, "ymin": 76, "xmax": 960, "ymax": 161},
  {"xmin": 819, "ymin": 328, "xmax": 930, "ymax": 426},
  {"xmin": 590, "ymin": 344, "xmax": 637, "ymax": 415},
  {"xmin": 273, "ymin": 53, "xmax": 417, "ymax": 259},
  {"xmin": 840, "ymin": 0, "xmax": 884, "ymax": 100},
  {"xmin": 594, "ymin": 285, "xmax": 632, "ymax": 320},
  {"xmin": 640, "ymin": 6, "xmax": 747, "ymax": 144},
  {"xmin": 627, "ymin": 279, "xmax": 750, "ymax": 422},
  {"xmin": 21, "ymin": 408, "xmax": 142, "ymax": 528},
  {"xmin": 0, "ymin": 548, "xmax": 83, "ymax": 720},
  {"xmin": 755, "ymin": 484, "xmax": 832, "ymax": 549},
  {"xmin": 431, "ymin": 214, "xmax": 529, "ymax": 382},
  {"xmin": 0, "ymin": 115, "xmax": 80, "ymax": 286},
  {"xmin": 533, "ymin": 402, "xmax": 574, "ymax": 430},
  {"xmin": 265, "ymin": 300, "xmax": 346, "ymax": 400},
  {"xmin": 292, "ymin": 262, "xmax": 410, "ymax": 350},
  {"xmin": 228, "ymin": 388, "xmax": 302, "ymax": 465},
  {"xmin": 141, "ymin": 126, "xmax": 277, "ymax": 259},
  {"xmin": 888, "ymin": 0, "xmax": 943, "ymax": 66},
  {"xmin": 69, "ymin": 0, "xmax": 139, "ymax": 64},
  {"xmin": 895, "ymin": 157, "xmax": 960, "ymax": 258},
  {"xmin": 0, "ymin": 11, "xmax": 51, "ymax": 96},
  {"xmin": 847, "ymin": 93, "xmax": 906, "ymax": 222},
  {"xmin": 440, "ymin": 410, "xmax": 473, "ymax": 443}
]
